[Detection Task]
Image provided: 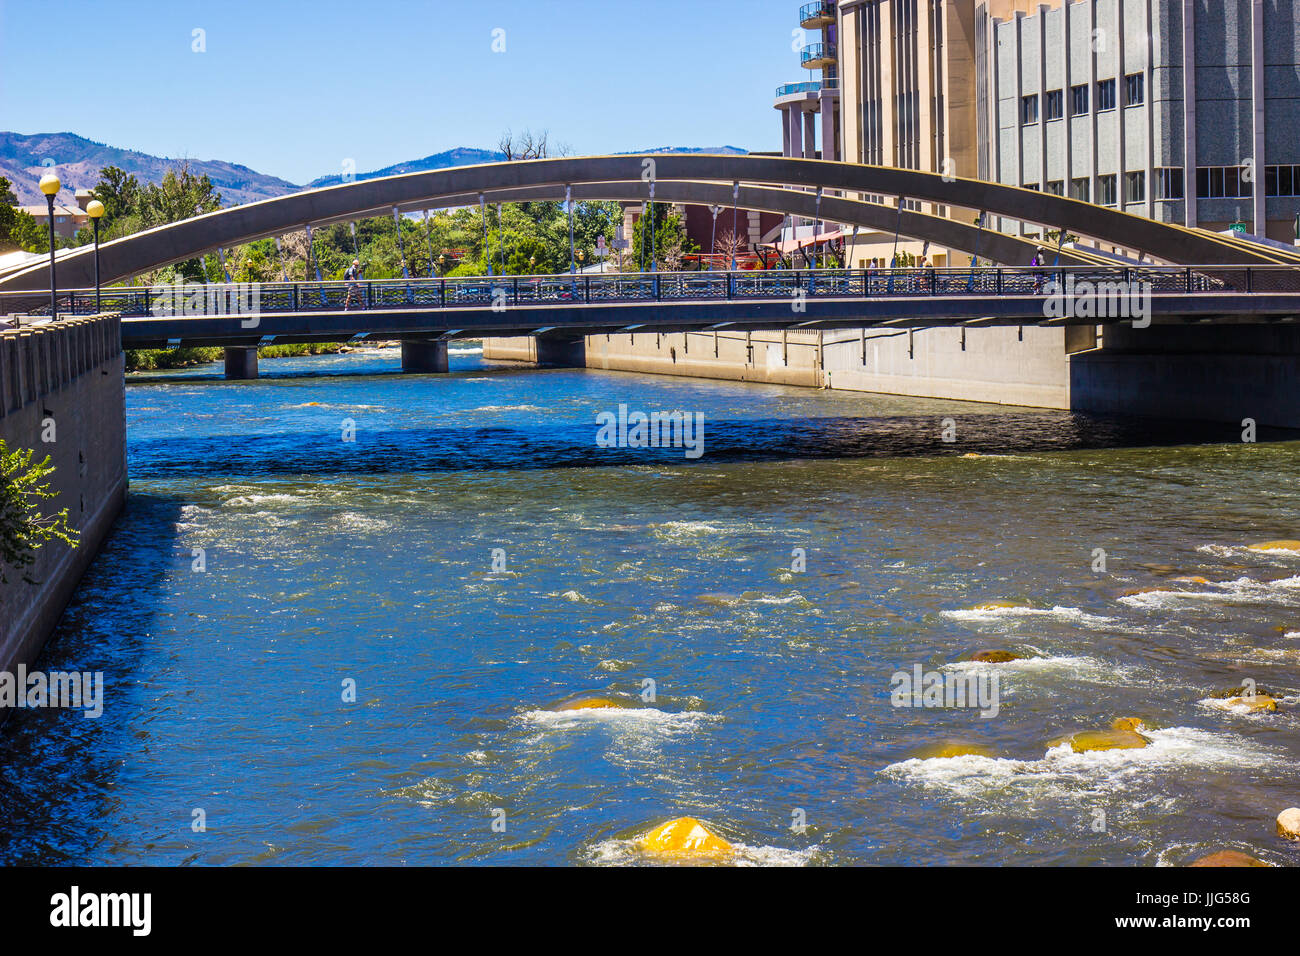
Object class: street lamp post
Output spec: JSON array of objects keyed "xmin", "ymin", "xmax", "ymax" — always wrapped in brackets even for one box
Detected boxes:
[
  {"xmin": 38, "ymin": 172, "xmax": 61, "ymax": 319},
  {"xmin": 86, "ymin": 199, "xmax": 105, "ymax": 313}
]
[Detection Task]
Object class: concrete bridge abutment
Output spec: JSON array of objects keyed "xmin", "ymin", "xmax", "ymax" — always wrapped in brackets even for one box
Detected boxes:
[
  {"xmin": 401, "ymin": 338, "xmax": 449, "ymax": 373},
  {"xmin": 481, "ymin": 336, "xmax": 586, "ymax": 368},
  {"xmin": 224, "ymin": 346, "xmax": 259, "ymax": 380}
]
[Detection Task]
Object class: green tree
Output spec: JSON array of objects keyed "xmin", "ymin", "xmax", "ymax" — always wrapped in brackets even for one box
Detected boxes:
[
  {"xmin": 629, "ymin": 204, "xmax": 695, "ymax": 272},
  {"xmin": 0, "ymin": 440, "xmax": 79, "ymax": 585},
  {"xmin": 89, "ymin": 166, "xmax": 141, "ymax": 224}
]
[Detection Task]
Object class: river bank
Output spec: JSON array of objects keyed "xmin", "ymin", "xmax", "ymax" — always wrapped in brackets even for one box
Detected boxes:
[{"xmin": 2, "ymin": 345, "xmax": 1297, "ymax": 865}]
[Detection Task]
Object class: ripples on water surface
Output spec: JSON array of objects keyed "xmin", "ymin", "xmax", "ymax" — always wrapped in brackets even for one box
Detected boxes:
[{"xmin": 2, "ymin": 345, "xmax": 1299, "ymax": 866}]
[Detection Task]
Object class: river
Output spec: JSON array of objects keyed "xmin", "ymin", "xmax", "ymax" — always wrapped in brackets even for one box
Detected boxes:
[{"xmin": 1, "ymin": 344, "xmax": 1297, "ymax": 865}]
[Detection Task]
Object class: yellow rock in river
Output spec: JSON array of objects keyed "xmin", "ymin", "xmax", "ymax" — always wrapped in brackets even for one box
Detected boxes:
[
  {"xmin": 1110, "ymin": 717, "xmax": 1145, "ymax": 732},
  {"xmin": 638, "ymin": 817, "xmax": 732, "ymax": 858},
  {"xmin": 1189, "ymin": 850, "xmax": 1269, "ymax": 868},
  {"xmin": 1057, "ymin": 728, "xmax": 1150, "ymax": 753},
  {"xmin": 1276, "ymin": 808, "xmax": 1300, "ymax": 841},
  {"xmin": 1224, "ymin": 694, "xmax": 1278, "ymax": 713},
  {"xmin": 555, "ymin": 696, "xmax": 625, "ymax": 711},
  {"xmin": 1248, "ymin": 540, "xmax": 1300, "ymax": 552},
  {"xmin": 916, "ymin": 742, "xmax": 995, "ymax": 760},
  {"xmin": 1172, "ymin": 576, "xmax": 1210, "ymax": 584},
  {"xmin": 970, "ymin": 650, "xmax": 1023, "ymax": 663},
  {"xmin": 970, "ymin": 601, "xmax": 1022, "ymax": 611}
]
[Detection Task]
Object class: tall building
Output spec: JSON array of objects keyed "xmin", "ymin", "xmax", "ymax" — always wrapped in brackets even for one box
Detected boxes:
[
  {"xmin": 981, "ymin": 0, "xmax": 1300, "ymax": 244},
  {"xmin": 780, "ymin": 0, "xmax": 1300, "ymax": 261},
  {"xmin": 775, "ymin": 3, "xmax": 844, "ymax": 162}
]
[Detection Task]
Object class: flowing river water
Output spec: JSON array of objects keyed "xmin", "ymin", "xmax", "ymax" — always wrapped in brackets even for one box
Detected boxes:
[{"xmin": 1, "ymin": 345, "xmax": 1298, "ymax": 866}]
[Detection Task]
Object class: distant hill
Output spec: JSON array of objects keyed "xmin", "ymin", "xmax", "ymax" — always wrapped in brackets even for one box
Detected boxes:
[
  {"xmin": 622, "ymin": 146, "xmax": 748, "ymax": 155},
  {"xmin": 1, "ymin": 133, "xmax": 753, "ymax": 209},
  {"xmin": 0, "ymin": 132, "xmax": 298, "ymax": 207},
  {"xmin": 304, "ymin": 147, "xmax": 505, "ymax": 188}
]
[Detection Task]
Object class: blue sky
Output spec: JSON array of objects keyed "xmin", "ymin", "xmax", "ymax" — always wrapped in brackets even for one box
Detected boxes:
[{"xmin": 0, "ymin": 0, "xmax": 804, "ymax": 184}]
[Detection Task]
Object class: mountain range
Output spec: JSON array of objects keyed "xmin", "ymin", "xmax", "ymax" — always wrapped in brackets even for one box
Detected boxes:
[{"xmin": 0, "ymin": 132, "xmax": 748, "ymax": 208}]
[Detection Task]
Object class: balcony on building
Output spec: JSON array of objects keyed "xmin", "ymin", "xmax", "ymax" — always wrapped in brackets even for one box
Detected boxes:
[
  {"xmin": 800, "ymin": 42, "xmax": 836, "ymax": 70},
  {"xmin": 798, "ymin": 1, "xmax": 836, "ymax": 29},
  {"xmin": 774, "ymin": 77, "xmax": 838, "ymax": 109}
]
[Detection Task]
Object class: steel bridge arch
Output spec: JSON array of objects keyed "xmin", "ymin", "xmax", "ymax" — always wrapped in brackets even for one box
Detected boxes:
[{"xmin": 1, "ymin": 154, "xmax": 1288, "ymax": 294}]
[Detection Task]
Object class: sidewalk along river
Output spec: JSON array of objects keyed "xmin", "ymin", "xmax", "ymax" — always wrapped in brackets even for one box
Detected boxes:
[{"xmin": 0, "ymin": 343, "xmax": 1297, "ymax": 866}]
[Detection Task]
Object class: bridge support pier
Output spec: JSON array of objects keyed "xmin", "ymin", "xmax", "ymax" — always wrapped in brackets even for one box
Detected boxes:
[
  {"xmin": 224, "ymin": 346, "xmax": 259, "ymax": 380},
  {"xmin": 401, "ymin": 338, "xmax": 449, "ymax": 373},
  {"xmin": 534, "ymin": 337, "xmax": 586, "ymax": 368}
]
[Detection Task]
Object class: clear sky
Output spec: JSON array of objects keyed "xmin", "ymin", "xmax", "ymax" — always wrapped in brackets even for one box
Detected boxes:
[{"xmin": 0, "ymin": 0, "xmax": 806, "ymax": 184}]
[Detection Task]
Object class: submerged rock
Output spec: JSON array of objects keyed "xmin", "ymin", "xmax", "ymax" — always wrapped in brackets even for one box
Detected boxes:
[
  {"xmin": 555, "ymin": 696, "xmax": 626, "ymax": 712},
  {"xmin": 915, "ymin": 742, "xmax": 995, "ymax": 760},
  {"xmin": 1053, "ymin": 720, "xmax": 1150, "ymax": 753},
  {"xmin": 1276, "ymin": 808, "xmax": 1300, "ymax": 841},
  {"xmin": 1172, "ymin": 576, "xmax": 1211, "ymax": 584},
  {"xmin": 638, "ymin": 817, "xmax": 732, "ymax": 858},
  {"xmin": 1224, "ymin": 694, "xmax": 1279, "ymax": 714},
  {"xmin": 969, "ymin": 601, "xmax": 1023, "ymax": 611},
  {"xmin": 1248, "ymin": 540, "xmax": 1300, "ymax": 552},
  {"xmin": 1121, "ymin": 586, "xmax": 1168, "ymax": 597},
  {"xmin": 1189, "ymin": 850, "xmax": 1269, "ymax": 867},
  {"xmin": 970, "ymin": 650, "xmax": 1023, "ymax": 664}
]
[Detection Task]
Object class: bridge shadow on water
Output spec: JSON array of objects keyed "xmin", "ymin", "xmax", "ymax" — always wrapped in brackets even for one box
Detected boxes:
[
  {"xmin": 127, "ymin": 413, "xmax": 1298, "ymax": 480},
  {"xmin": 0, "ymin": 493, "xmax": 186, "ymax": 864}
]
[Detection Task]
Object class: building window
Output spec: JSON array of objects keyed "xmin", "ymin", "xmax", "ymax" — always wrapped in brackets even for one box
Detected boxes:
[
  {"xmin": 1070, "ymin": 83, "xmax": 1089, "ymax": 116},
  {"xmin": 1096, "ymin": 78, "xmax": 1116, "ymax": 112},
  {"xmin": 1070, "ymin": 177, "xmax": 1090, "ymax": 201},
  {"xmin": 1265, "ymin": 165, "xmax": 1300, "ymax": 197},
  {"xmin": 1097, "ymin": 174, "xmax": 1118, "ymax": 206},
  {"xmin": 1124, "ymin": 171, "xmax": 1146, "ymax": 204},
  {"xmin": 1196, "ymin": 165, "xmax": 1254, "ymax": 199},
  {"xmin": 1124, "ymin": 73, "xmax": 1144, "ymax": 107},
  {"xmin": 1021, "ymin": 93, "xmax": 1039, "ymax": 125},
  {"xmin": 1023, "ymin": 182, "xmax": 1040, "ymax": 191},
  {"xmin": 1155, "ymin": 168, "xmax": 1185, "ymax": 200},
  {"xmin": 1044, "ymin": 90, "xmax": 1064, "ymax": 121},
  {"xmin": 1046, "ymin": 180, "xmax": 1065, "ymax": 196}
]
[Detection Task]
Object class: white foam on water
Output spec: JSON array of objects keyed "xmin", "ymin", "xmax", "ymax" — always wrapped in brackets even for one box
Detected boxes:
[
  {"xmin": 448, "ymin": 346, "xmax": 483, "ymax": 356},
  {"xmin": 750, "ymin": 591, "xmax": 812, "ymax": 607},
  {"xmin": 941, "ymin": 605, "xmax": 1115, "ymax": 627},
  {"xmin": 1119, "ymin": 575, "xmax": 1300, "ymax": 609},
  {"xmin": 222, "ymin": 493, "xmax": 307, "ymax": 509},
  {"xmin": 555, "ymin": 589, "xmax": 603, "ymax": 605},
  {"xmin": 881, "ymin": 726, "xmax": 1283, "ymax": 805},
  {"xmin": 333, "ymin": 512, "xmax": 391, "ymax": 533},
  {"xmin": 940, "ymin": 653, "xmax": 1137, "ymax": 684},
  {"xmin": 653, "ymin": 521, "xmax": 726, "ymax": 538},
  {"xmin": 1199, "ymin": 542, "xmax": 1300, "ymax": 559},
  {"xmin": 472, "ymin": 405, "xmax": 544, "ymax": 412},
  {"xmin": 1198, "ymin": 695, "xmax": 1295, "ymax": 716},
  {"xmin": 519, "ymin": 707, "xmax": 719, "ymax": 737},
  {"xmin": 584, "ymin": 837, "xmax": 820, "ymax": 868}
]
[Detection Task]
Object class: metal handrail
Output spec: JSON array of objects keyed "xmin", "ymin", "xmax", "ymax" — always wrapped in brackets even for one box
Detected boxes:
[
  {"xmin": 799, "ymin": 1, "xmax": 835, "ymax": 24},
  {"xmin": 801, "ymin": 42, "xmax": 836, "ymax": 67},
  {"xmin": 3, "ymin": 265, "xmax": 1297, "ymax": 320}
]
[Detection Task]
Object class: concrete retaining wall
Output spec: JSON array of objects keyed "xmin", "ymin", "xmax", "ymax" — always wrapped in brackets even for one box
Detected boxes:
[
  {"xmin": 0, "ymin": 315, "xmax": 127, "ymax": 685},
  {"xmin": 484, "ymin": 321, "xmax": 1300, "ymax": 426},
  {"xmin": 484, "ymin": 326, "xmax": 1073, "ymax": 406}
]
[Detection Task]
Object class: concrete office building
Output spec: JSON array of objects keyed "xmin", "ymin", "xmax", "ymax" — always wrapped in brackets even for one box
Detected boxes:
[
  {"xmin": 776, "ymin": 2, "xmax": 844, "ymax": 164},
  {"xmin": 781, "ymin": 1, "xmax": 1300, "ymax": 260},
  {"xmin": 981, "ymin": 0, "xmax": 1300, "ymax": 247}
]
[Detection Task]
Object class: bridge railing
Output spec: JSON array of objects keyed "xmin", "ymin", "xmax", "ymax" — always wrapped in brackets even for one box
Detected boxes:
[{"xmin": 5, "ymin": 265, "xmax": 1300, "ymax": 319}]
